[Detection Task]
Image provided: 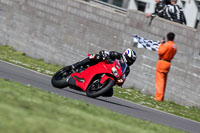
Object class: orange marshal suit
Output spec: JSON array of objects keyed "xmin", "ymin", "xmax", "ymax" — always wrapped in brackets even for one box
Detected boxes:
[{"xmin": 155, "ymin": 41, "xmax": 177, "ymax": 101}]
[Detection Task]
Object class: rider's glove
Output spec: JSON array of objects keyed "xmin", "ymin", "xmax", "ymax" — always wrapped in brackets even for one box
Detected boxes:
[
  {"xmin": 117, "ymin": 78, "xmax": 124, "ymax": 87},
  {"xmin": 99, "ymin": 50, "xmax": 109, "ymax": 60}
]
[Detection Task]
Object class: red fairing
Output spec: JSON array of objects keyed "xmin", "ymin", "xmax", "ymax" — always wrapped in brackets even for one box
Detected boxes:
[
  {"xmin": 70, "ymin": 59, "xmax": 123, "ymax": 91},
  {"xmin": 100, "ymin": 75, "xmax": 114, "ymax": 84}
]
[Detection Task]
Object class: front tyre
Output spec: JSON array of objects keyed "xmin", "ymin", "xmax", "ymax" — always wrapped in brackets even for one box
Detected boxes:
[
  {"xmin": 86, "ymin": 78, "xmax": 115, "ymax": 98},
  {"xmin": 51, "ymin": 66, "xmax": 72, "ymax": 89}
]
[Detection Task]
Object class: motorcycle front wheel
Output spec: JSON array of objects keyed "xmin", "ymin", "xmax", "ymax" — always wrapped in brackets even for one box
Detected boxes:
[
  {"xmin": 51, "ymin": 66, "xmax": 72, "ymax": 89},
  {"xmin": 86, "ymin": 78, "xmax": 115, "ymax": 98}
]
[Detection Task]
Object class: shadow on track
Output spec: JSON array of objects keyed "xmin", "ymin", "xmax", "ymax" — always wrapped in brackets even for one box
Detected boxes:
[{"xmin": 61, "ymin": 87, "xmax": 147, "ymax": 112}]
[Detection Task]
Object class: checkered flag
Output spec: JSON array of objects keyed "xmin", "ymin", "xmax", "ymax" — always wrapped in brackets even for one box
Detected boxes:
[{"xmin": 133, "ymin": 35, "xmax": 161, "ymax": 51}]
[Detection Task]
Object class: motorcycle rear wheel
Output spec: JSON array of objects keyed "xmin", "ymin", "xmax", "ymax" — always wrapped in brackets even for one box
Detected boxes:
[
  {"xmin": 86, "ymin": 78, "xmax": 115, "ymax": 98},
  {"xmin": 51, "ymin": 66, "xmax": 72, "ymax": 88}
]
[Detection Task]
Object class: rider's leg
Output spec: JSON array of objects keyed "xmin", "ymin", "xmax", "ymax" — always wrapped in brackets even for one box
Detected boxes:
[
  {"xmin": 71, "ymin": 53, "xmax": 103, "ymax": 70},
  {"xmin": 71, "ymin": 57, "xmax": 91, "ymax": 70}
]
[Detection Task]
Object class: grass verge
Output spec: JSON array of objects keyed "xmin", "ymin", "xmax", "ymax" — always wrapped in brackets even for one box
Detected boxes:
[
  {"xmin": 0, "ymin": 45, "xmax": 200, "ymax": 122},
  {"xmin": 0, "ymin": 78, "xmax": 186, "ymax": 133}
]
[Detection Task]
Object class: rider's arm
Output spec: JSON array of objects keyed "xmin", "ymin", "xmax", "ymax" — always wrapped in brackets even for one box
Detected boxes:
[
  {"xmin": 125, "ymin": 66, "xmax": 130, "ymax": 77},
  {"xmin": 117, "ymin": 66, "xmax": 130, "ymax": 87},
  {"xmin": 117, "ymin": 67, "xmax": 129, "ymax": 87}
]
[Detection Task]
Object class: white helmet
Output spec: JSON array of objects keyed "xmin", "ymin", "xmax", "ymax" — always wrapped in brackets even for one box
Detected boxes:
[{"xmin": 122, "ymin": 48, "xmax": 137, "ymax": 66}]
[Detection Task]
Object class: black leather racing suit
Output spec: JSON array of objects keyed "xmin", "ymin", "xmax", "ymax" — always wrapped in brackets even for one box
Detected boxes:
[{"xmin": 72, "ymin": 51, "xmax": 130, "ymax": 77}]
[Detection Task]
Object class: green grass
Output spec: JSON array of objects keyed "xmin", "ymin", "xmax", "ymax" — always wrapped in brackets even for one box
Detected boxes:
[
  {"xmin": 0, "ymin": 45, "xmax": 200, "ymax": 122},
  {"xmin": 0, "ymin": 45, "xmax": 59, "ymax": 75},
  {"xmin": 0, "ymin": 78, "xmax": 186, "ymax": 133}
]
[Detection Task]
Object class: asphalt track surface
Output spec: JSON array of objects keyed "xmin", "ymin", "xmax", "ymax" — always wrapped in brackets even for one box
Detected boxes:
[{"xmin": 0, "ymin": 60, "xmax": 200, "ymax": 133}]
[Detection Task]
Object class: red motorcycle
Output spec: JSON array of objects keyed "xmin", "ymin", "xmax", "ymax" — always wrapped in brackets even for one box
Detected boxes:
[{"xmin": 51, "ymin": 57, "xmax": 127, "ymax": 98}]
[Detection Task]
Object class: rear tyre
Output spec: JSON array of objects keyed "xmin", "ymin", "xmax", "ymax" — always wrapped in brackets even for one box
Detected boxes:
[
  {"xmin": 86, "ymin": 78, "xmax": 115, "ymax": 98},
  {"xmin": 51, "ymin": 66, "xmax": 72, "ymax": 89}
]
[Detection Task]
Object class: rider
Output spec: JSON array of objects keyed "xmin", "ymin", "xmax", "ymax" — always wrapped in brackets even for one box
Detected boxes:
[{"xmin": 66, "ymin": 48, "xmax": 137, "ymax": 96}]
